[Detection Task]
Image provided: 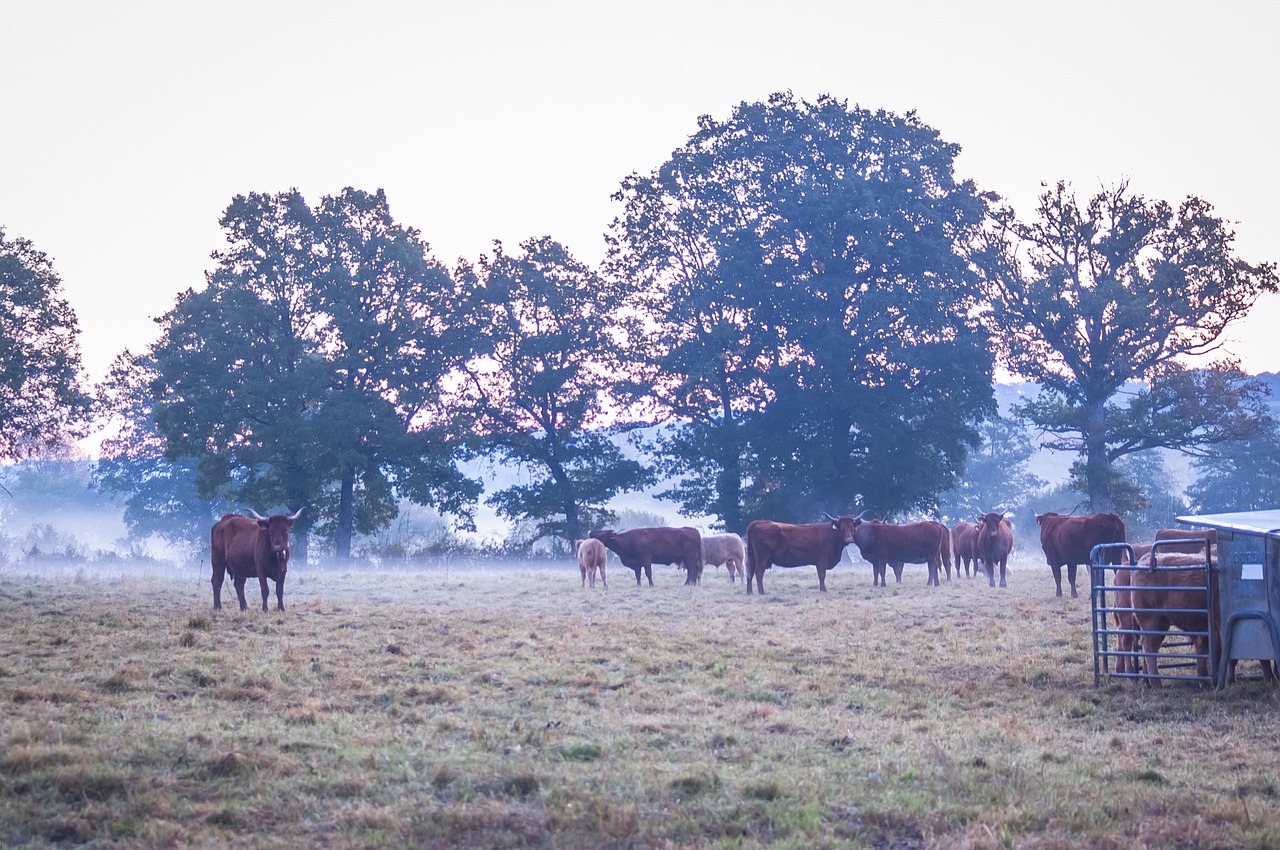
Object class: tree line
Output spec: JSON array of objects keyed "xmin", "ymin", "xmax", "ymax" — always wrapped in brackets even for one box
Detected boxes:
[{"xmin": 3, "ymin": 92, "xmax": 1277, "ymax": 561}]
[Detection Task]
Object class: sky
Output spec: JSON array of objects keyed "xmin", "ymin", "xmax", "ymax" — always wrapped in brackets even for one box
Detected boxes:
[{"xmin": 3, "ymin": 1, "xmax": 1279, "ymax": 383}]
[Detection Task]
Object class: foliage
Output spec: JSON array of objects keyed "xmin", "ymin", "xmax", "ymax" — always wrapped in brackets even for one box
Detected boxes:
[
  {"xmin": 1186, "ymin": 421, "xmax": 1280, "ymax": 514},
  {"xmin": 141, "ymin": 188, "xmax": 479, "ymax": 562},
  {"xmin": 451, "ymin": 237, "xmax": 653, "ymax": 545},
  {"xmin": 935, "ymin": 413, "xmax": 1046, "ymax": 523},
  {"xmin": 608, "ymin": 91, "xmax": 997, "ymax": 528},
  {"xmin": 983, "ymin": 180, "xmax": 1278, "ymax": 512},
  {"xmin": 0, "ymin": 227, "xmax": 89, "ymax": 459}
]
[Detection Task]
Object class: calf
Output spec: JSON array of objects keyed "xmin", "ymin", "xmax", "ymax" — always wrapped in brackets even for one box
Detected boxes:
[
  {"xmin": 575, "ymin": 538, "xmax": 608, "ymax": 588},
  {"xmin": 701, "ymin": 533, "xmax": 746, "ymax": 583}
]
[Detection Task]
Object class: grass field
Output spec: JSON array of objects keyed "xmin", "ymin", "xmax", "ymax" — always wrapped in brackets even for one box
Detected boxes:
[{"xmin": 3, "ymin": 551, "xmax": 1279, "ymax": 849}]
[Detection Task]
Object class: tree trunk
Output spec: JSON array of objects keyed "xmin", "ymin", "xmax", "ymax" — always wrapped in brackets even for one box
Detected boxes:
[
  {"xmin": 335, "ymin": 463, "xmax": 354, "ymax": 562},
  {"xmin": 714, "ymin": 357, "xmax": 744, "ymax": 533},
  {"xmin": 1083, "ymin": 398, "xmax": 1113, "ymax": 513}
]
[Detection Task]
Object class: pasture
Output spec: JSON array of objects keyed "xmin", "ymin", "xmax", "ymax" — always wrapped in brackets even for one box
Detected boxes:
[{"xmin": 3, "ymin": 551, "xmax": 1279, "ymax": 849}]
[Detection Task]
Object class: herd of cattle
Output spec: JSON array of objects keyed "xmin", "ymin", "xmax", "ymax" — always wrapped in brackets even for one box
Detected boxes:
[
  {"xmin": 579, "ymin": 511, "xmax": 1124, "ymax": 596},
  {"xmin": 211, "ymin": 507, "xmax": 1243, "ymax": 684}
]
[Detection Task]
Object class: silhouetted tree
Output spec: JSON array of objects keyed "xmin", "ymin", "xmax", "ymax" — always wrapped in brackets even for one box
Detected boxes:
[
  {"xmin": 1186, "ymin": 422, "xmax": 1280, "ymax": 514},
  {"xmin": 0, "ymin": 227, "xmax": 88, "ymax": 460},
  {"xmin": 609, "ymin": 92, "xmax": 997, "ymax": 526},
  {"xmin": 451, "ymin": 237, "xmax": 652, "ymax": 545},
  {"xmin": 982, "ymin": 181, "xmax": 1278, "ymax": 512}
]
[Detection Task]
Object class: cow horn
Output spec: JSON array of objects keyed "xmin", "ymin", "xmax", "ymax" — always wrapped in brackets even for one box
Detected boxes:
[
  {"xmin": 246, "ymin": 509, "xmax": 268, "ymax": 520},
  {"xmin": 823, "ymin": 512, "xmax": 838, "ymax": 521},
  {"xmin": 287, "ymin": 507, "xmax": 304, "ymax": 521}
]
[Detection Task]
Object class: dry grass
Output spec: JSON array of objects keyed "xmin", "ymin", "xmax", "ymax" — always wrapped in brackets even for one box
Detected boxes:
[{"xmin": 3, "ymin": 553, "xmax": 1280, "ymax": 849}]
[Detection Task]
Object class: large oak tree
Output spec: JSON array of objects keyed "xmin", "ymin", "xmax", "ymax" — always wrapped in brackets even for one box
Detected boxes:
[
  {"xmin": 982, "ymin": 181, "xmax": 1277, "ymax": 512},
  {"xmin": 609, "ymin": 92, "xmax": 997, "ymax": 527},
  {"xmin": 143, "ymin": 188, "xmax": 477, "ymax": 562}
]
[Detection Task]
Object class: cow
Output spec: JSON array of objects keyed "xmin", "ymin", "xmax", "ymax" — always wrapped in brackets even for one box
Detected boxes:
[
  {"xmin": 1155, "ymin": 527, "xmax": 1218, "ymax": 555},
  {"xmin": 1035, "ymin": 511, "xmax": 1126, "ymax": 598},
  {"xmin": 743, "ymin": 517, "xmax": 858, "ymax": 594},
  {"xmin": 851, "ymin": 519, "xmax": 951, "ymax": 587},
  {"xmin": 974, "ymin": 513, "xmax": 1014, "ymax": 589},
  {"xmin": 575, "ymin": 538, "xmax": 608, "ymax": 588},
  {"xmin": 588, "ymin": 527, "xmax": 703, "ymax": 586},
  {"xmin": 951, "ymin": 521, "xmax": 980, "ymax": 578},
  {"xmin": 1129, "ymin": 551, "xmax": 1215, "ymax": 686},
  {"xmin": 701, "ymin": 533, "xmax": 746, "ymax": 583},
  {"xmin": 210, "ymin": 508, "xmax": 303, "ymax": 612}
]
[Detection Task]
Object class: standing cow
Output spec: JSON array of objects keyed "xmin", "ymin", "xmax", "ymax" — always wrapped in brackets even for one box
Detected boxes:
[
  {"xmin": 575, "ymin": 538, "xmax": 608, "ymax": 588},
  {"xmin": 211, "ymin": 508, "xmax": 303, "ymax": 612},
  {"xmin": 743, "ymin": 517, "xmax": 858, "ymax": 594},
  {"xmin": 974, "ymin": 512, "xmax": 1014, "ymax": 589},
  {"xmin": 1035, "ymin": 511, "xmax": 1126, "ymax": 598},
  {"xmin": 951, "ymin": 521, "xmax": 980, "ymax": 578},
  {"xmin": 851, "ymin": 519, "xmax": 950, "ymax": 587},
  {"xmin": 589, "ymin": 527, "xmax": 703, "ymax": 586},
  {"xmin": 701, "ymin": 533, "xmax": 746, "ymax": 583}
]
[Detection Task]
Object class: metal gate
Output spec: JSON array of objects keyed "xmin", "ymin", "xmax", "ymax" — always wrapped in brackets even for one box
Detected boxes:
[{"xmin": 1091, "ymin": 539, "xmax": 1218, "ymax": 687}]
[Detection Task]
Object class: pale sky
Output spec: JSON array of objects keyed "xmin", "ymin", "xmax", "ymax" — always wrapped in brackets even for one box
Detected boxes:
[{"xmin": 4, "ymin": 1, "xmax": 1278, "ymax": 382}]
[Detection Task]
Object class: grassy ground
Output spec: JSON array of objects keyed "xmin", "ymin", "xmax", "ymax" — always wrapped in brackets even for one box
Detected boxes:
[{"xmin": 2, "ymin": 552, "xmax": 1279, "ymax": 849}]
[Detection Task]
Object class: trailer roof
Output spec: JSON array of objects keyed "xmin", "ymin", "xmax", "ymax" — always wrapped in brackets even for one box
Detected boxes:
[{"xmin": 1177, "ymin": 510, "xmax": 1280, "ymax": 535}]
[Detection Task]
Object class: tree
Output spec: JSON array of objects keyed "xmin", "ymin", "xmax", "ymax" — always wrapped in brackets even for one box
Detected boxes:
[
  {"xmin": 93, "ymin": 351, "xmax": 235, "ymax": 557},
  {"xmin": 936, "ymin": 414, "xmax": 1046, "ymax": 523},
  {"xmin": 1186, "ymin": 422, "xmax": 1280, "ymax": 514},
  {"xmin": 0, "ymin": 227, "xmax": 89, "ymax": 459},
  {"xmin": 452, "ymin": 237, "xmax": 653, "ymax": 546},
  {"xmin": 608, "ymin": 92, "xmax": 997, "ymax": 527},
  {"xmin": 145, "ymin": 188, "xmax": 477, "ymax": 562},
  {"xmin": 983, "ymin": 181, "xmax": 1278, "ymax": 513}
]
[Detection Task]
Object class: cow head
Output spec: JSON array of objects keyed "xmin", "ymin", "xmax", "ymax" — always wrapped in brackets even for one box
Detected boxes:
[
  {"xmin": 248, "ymin": 508, "xmax": 303, "ymax": 563},
  {"xmin": 834, "ymin": 516, "xmax": 861, "ymax": 544},
  {"xmin": 977, "ymin": 512, "xmax": 1005, "ymax": 531},
  {"xmin": 588, "ymin": 529, "xmax": 615, "ymax": 546}
]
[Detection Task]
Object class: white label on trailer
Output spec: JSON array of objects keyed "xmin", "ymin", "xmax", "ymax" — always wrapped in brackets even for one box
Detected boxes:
[{"xmin": 1242, "ymin": 563, "xmax": 1265, "ymax": 581}]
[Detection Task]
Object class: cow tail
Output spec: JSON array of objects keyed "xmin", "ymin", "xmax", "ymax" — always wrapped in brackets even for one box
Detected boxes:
[{"xmin": 940, "ymin": 531, "xmax": 953, "ymax": 575}]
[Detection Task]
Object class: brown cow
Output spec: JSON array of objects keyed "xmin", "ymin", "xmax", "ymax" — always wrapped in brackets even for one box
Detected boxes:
[
  {"xmin": 1035, "ymin": 511, "xmax": 1126, "ymax": 598},
  {"xmin": 1155, "ymin": 527, "xmax": 1218, "ymax": 555},
  {"xmin": 951, "ymin": 521, "xmax": 980, "ymax": 578},
  {"xmin": 851, "ymin": 519, "xmax": 950, "ymax": 587},
  {"xmin": 589, "ymin": 527, "xmax": 703, "ymax": 586},
  {"xmin": 974, "ymin": 513, "xmax": 1014, "ymax": 589},
  {"xmin": 701, "ymin": 533, "xmax": 746, "ymax": 583},
  {"xmin": 575, "ymin": 538, "xmax": 608, "ymax": 588},
  {"xmin": 1129, "ymin": 551, "xmax": 1215, "ymax": 686},
  {"xmin": 743, "ymin": 517, "xmax": 857, "ymax": 594},
  {"xmin": 210, "ymin": 508, "xmax": 303, "ymax": 611}
]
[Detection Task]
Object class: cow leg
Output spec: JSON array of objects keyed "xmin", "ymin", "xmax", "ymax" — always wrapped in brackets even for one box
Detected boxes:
[
  {"xmin": 581, "ymin": 566, "xmax": 587, "ymax": 588},
  {"xmin": 233, "ymin": 575, "xmax": 249, "ymax": 611},
  {"xmin": 817, "ymin": 566, "xmax": 828, "ymax": 593},
  {"xmin": 631, "ymin": 566, "xmax": 642, "ymax": 586},
  {"xmin": 1049, "ymin": 564, "xmax": 1064, "ymax": 597},
  {"xmin": 211, "ymin": 564, "xmax": 226, "ymax": 610},
  {"xmin": 1067, "ymin": 564, "xmax": 1079, "ymax": 598},
  {"xmin": 749, "ymin": 562, "xmax": 766, "ymax": 595},
  {"xmin": 998, "ymin": 560, "xmax": 1007, "ymax": 589},
  {"xmin": 275, "ymin": 577, "xmax": 285, "ymax": 612},
  {"xmin": 926, "ymin": 559, "xmax": 939, "ymax": 587},
  {"xmin": 258, "ymin": 570, "xmax": 271, "ymax": 612},
  {"xmin": 599, "ymin": 562, "xmax": 607, "ymax": 588},
  {"xmin": 643, "ymin": 562, "xmax": 653, "ymax": 587},
  {"xmin": 892, "ymin": 563, "xmax": 904, "ymax": 584},
  {"xmin": 1140, "ymin": 627, "xmax": 1169, "ymax": 686}
]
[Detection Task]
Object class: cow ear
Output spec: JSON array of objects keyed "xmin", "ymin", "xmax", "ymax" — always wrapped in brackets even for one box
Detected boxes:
[{"xmin": 257, "ymin": 519, "xmax": 269, "ymax": 528}]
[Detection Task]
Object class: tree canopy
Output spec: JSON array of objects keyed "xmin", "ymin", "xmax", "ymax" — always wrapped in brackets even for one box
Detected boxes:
[
  {"xmin": 451, "ymin": 237, "xmax": 652, "ymax": 546},
  {"xmin": 0, "ymin": 227, "xmax": 88, "ymax": 460},
  {"xmin": 982, "ymin": 181, "xmax": 1278, "ymax": 512},
  {"xmin": 609, "ymin": 92, "xmax": 998, "ymax": 527},
  {"xmin": 143, "ymin": 188, "xmax": 478, "ymax": 561}
]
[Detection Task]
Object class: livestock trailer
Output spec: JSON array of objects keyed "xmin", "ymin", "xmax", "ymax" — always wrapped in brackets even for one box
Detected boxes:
[
  {"xmin": 1177, "ymin": 510, "xmax": 1280, "ymax": 688},
  {"xmin": 1091, "ymin": 509, "xmax": 1280, "ymax": 688}
]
